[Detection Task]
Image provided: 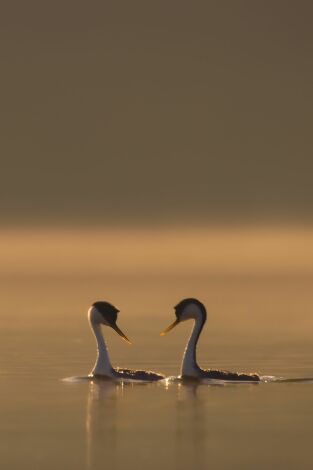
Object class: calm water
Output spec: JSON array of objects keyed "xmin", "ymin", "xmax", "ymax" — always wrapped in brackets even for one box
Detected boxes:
[{"xmin": 1, "ymin": 229, "xmax": 313, "ymax": 469}]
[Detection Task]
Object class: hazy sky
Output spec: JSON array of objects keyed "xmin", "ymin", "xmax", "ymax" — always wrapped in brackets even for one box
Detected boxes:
[{"xmin": 1, "ymin": 1, "xmax": 312, "ymax": 226}]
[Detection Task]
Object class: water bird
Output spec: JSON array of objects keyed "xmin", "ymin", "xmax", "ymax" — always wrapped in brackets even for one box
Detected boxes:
[
  {"xmin": 161, "ymin": 298, "xmax": 260, "ymax": 382},
  {"xmin": 89, "ymin": 301, "xmax": 164, "ymax": 381}
]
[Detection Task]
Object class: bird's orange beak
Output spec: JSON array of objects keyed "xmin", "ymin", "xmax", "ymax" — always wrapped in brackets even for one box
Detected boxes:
[
  {"xmin": 112, "ymin": 323, "xmax": 132, "ymax": 344},
  {"xmin": 160, "ymin": 319, "xmax": 179, "ymax": 336}
]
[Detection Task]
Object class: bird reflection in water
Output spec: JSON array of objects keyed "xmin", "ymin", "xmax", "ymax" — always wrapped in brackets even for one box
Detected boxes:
[
  {"xmin": 174, "ymin": 381, "xmax": 223, "ymax": 469},
  {"xmin": 86, "ymin": 379, "xmax": 123, "ymax": 470},
  {"xmin": 85, "ymin": 377, "xmax": 226, "ymax": 470}
]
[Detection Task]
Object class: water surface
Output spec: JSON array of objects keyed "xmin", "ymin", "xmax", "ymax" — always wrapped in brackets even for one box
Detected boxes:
[{"xmin": 0, "ymin": 229, "xmax": 313, "ymax": 469}]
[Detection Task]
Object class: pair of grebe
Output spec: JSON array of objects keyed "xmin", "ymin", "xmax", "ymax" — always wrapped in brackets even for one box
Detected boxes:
[{"xmin": 89, "ymin": 298, "xmax": 260, "ymax": 382}]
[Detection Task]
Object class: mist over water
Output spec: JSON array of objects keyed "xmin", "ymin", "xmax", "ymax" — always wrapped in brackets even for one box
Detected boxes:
[{"xmin": 1, "ymin": 225, "xmax": 313, "ymax": 360}]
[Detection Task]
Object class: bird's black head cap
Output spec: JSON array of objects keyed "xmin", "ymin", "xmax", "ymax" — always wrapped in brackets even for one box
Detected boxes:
[
  {"xmin": 92, "ymin": 301, "xmax": 120, "ymax": 325},
  {"xmin": 174, "ymin": 298, "xmax": 207, "ymax": 321}
]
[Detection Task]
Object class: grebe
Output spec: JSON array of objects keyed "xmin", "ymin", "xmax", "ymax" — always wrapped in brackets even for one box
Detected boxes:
[
  {"xmin": 89, "ymin": 301, "xmax": 164, "ymax": 381},
  {"xmin": 161, "ymin": 298, "xmax": 260, "ymax": 382}
]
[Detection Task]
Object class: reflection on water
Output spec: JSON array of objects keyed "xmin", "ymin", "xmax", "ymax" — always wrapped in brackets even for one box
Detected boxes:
[
  {"xmin": 85, "ymin": 376, "xmax": 225, "ymax": 470},
  {"xmin": 82, "ymin": 370, "xmax": 313, "ymax": 470},
  {"xmin": 85, "ymin": 380, "xmax": 212, "ymax": 470},
  {"xmin": 86, "ymin": 380, "xmax": 122, "ymax": 470},
  {"xmin": 84, "ymin": 380, "xmax": 215, "ymax": 469},
  {"xmin": 85, "ymin": 380, "xmax": 167, "ymax": 470},
  {"xmin": 84, "ymin": 379, "xmax": 266, "ymax": 470},
  {"xmin": 175, "ymin": 383, "xmax": 207, "ymax": 469}
]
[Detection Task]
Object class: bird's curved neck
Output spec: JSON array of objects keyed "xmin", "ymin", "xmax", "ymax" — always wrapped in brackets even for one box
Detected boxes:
[
  {"xmin": 89, "ymin": 322, "xmax": 114, "ymax": 377},
  {"xmin": 181, "ymin": 316, "xmax": 205, "ymax": 378}
]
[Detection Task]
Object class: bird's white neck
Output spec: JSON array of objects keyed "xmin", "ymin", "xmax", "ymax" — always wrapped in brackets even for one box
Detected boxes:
[
  {"xmin": 89, "ymin": 322, "xmax": 114, "ymax": 377},
  {"xmin": 181, "ymin": 316, "xmax": 204, "ymax": 378}
]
